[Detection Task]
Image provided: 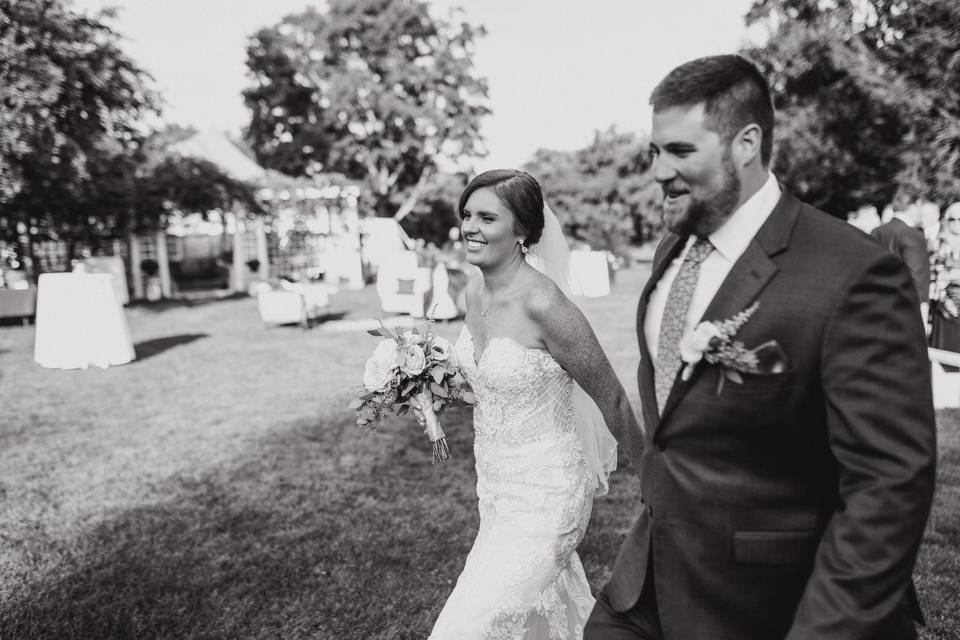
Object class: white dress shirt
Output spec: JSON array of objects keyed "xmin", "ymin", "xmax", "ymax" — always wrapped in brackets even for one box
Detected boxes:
[
  {"xmin": 645, "ymin": 173, "xmax": 782, "ymax": 360},
  {"xmin": 893, "ymin": 212, "xmax": 915, "ymax": 227}
]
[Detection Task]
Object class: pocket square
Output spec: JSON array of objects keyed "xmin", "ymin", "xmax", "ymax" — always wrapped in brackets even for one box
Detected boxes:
[{"xmin": 751, "ymin": 340, "xmax": 790, "ymax": 375}]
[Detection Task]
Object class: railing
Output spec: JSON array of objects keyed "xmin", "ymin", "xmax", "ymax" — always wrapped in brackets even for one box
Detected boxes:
[{"xmin": 929, "ymin": 347, "xmax": 960, "ymax": 408}]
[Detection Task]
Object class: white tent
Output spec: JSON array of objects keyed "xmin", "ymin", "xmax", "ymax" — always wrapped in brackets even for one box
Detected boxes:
[{"xmin": 170, "ymin": 130, "xmax": 266, "ymax": 182}]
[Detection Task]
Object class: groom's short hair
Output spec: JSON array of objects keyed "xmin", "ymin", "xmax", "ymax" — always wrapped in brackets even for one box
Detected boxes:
[{"xmin": 651, "ymin": 54, "xmax": 774, "ymax": 167}]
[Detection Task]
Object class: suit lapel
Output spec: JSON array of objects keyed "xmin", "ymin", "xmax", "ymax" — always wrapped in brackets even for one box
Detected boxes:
[
  {"xmin": 637, "ymin": 234, "xmax": 685, "ymax": 429},
  {"xmin": 697, "ymin": 241, "xmax": 779, "ymax": 329},
  {"xmin": 657, "ymin": 191, "xmax": 802, "ymax": 424}
]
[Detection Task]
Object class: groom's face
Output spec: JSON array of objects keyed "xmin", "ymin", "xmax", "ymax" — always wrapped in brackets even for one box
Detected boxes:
[{"xmin": 650, "ymin": 103, "xmax": 741, "ymax": 237}]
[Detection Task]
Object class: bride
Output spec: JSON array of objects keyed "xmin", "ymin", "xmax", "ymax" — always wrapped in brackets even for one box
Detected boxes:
[{"xmin": 420, "ymin": 169, "xmax": 645, "ymax": 639}]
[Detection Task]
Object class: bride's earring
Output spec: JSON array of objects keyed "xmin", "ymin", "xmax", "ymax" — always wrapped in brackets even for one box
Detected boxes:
[{"xmin": 518, "ymin": 240, "xmax": 529, "ymax": 255}]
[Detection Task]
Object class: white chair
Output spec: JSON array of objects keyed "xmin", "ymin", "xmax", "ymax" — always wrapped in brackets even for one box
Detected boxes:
[
  {"xmin": 325, "ymin": 247, "xmax": 364, "ymax": 291},
  {"xmin": 283, "ymin": 281, "xmax": 331, "ymax": 313},
  {"xmin": 929, "ymin": 347, "xmax": 960, "ymax": 408},
  {"xmin": 257, "ymin": 290, "xmax": 307, "ymax": 326},
  {"xmin": 376, "ymin": 251, "xmax": 432, "ymax": 317},
  {"xmin": 257, "ymin": 282, "xmax": 330, "ymax": 327}
]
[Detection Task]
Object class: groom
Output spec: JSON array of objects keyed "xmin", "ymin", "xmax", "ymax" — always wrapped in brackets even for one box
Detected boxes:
[{"xmin": 585, "ymin": 55, "xmax": 937, "ymax": 639}]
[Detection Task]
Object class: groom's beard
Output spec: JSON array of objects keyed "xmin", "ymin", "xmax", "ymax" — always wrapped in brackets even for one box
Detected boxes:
[{"xmin": 667, "ymin": 156, "xmax": 741, "ymax": 238}]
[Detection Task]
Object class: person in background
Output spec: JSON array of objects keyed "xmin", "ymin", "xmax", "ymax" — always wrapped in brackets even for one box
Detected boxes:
[
  {"xmin": 871, "ymin": 198, "xmax": 930, "ymax": 327},
  {"xmin": 849, "ymin": 203, "xmax": 882, "ymax": 233},
  {"xmin": 930, "ymin": 202, "xmax": 960, "ymax": 368},
  {"xmin": 920, "ymin": 202, "xmax": 943, "ymax": 250}
]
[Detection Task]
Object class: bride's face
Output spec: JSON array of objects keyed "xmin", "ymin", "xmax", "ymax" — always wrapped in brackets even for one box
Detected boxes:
[{"xmin": 460, "ymin": 187, "xmax": 524, "ymax": 268}]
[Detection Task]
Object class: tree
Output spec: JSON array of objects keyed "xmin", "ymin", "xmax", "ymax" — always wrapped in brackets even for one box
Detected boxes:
[
  {"xmin": 242, "ymin": 0, "xmax": 489, "ymax": 218},
  {"xmin": 0, "ymin": 0, "xmax": 159, "ymax": 264},
  {"xmin": 397, "ymin": 171, "xmax": 466, "ymax": 246},
  {"xmin": 523, "ymin": 128, "xmax": 661, "ymax": 254},
  {"xmin": 743, "ymin": 0, "xmax": 960, "ymax": 215},
  {"xmin": 137, "ymin": 155, "xmax": 263, "ymax": 228},
  {"xmin": 0, "ymin": 1, "xmax": 61, "ymax": 204}
]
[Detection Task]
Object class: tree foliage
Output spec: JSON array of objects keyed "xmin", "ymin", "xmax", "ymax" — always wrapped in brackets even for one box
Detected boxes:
[
  {"xmin": 743, "ymin": 0, "xmax": 960, "ymax": 215},
  {"xmin": 242, "ymin": 0, "xmax": 489, "ymax": 218},
  {"xmin": 137, "ymin": 155, "xmax": 264, "ymax": 230},
  {"xmin": 523, "ymin": 128, "xmax": 661, "ymax": 254},
  {"xmin": 397, "ymin": 171, "xmax": 466, "ymax": 246},
  {"xmin": 0, "ymin": 0, "xmax": 159, "ymax": 245},
  {"xmin": 134, "ymin": 126, "xmax": 264, "ymax": 228}
]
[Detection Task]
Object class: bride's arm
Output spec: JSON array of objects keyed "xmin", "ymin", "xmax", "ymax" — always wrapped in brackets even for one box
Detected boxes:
[{"xmin": 528, "ymin": 281, "xmax": 646, "ymax": 474}]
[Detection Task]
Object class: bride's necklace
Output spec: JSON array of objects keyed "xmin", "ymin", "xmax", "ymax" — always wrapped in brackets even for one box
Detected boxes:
[
  {"xmin": 480, "ymin": 265, "xmax": 521, "ymax": 317},
  {"xmin": 479, "ymin": 292, "xmax": 499, "ymax": 317}
]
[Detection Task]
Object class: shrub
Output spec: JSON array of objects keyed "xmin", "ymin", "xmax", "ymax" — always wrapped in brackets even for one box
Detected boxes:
[{"xmin": 140, "ymin": 258, "xmax": 159, "ymax": 277}]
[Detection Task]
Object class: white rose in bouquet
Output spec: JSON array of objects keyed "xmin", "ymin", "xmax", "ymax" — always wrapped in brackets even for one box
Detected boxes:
[
  {"xmin": 429, "ymin": 336, "xmax": 453, "ymax": 362},
  {"xmin": 363, "ymin": 339, "xmax": 399, "ymax": 391},
  {"xmin": 399, "ymin": 343, "xmax": 427, "ymax": 375}
]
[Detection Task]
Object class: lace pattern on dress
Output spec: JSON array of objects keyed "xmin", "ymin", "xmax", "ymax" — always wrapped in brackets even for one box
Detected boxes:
[{"xmin": 427, "ymin": 326, "xmax": 595, "ymax": 640}]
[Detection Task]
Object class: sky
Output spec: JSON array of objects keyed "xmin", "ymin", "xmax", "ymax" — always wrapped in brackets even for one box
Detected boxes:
[{"xmin": 72, "ymin": 0, "xmax": 758, "ymax": 170}]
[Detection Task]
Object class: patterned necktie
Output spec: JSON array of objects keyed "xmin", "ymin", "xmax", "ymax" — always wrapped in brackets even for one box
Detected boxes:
[{"xmin": 654, "ymin": 237, "xmax": 713, "ymax": 414}]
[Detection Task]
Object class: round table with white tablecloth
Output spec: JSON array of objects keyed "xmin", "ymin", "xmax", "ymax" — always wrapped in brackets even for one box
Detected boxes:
[
  {"xmin": 569, "ymin": 250, "xmax": 611, "ymax": 297},
  {"xmin": 33, "ymin": 273, "xmax": 135, "ymax": 369}
]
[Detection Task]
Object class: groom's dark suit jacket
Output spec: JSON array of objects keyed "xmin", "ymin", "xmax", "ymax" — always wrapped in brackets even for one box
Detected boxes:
[{"xmin": 605, "ymin": 192, "xmax": 937, "ymax": 639}]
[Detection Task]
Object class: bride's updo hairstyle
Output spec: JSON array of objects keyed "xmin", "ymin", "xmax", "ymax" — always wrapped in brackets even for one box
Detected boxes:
[{"xmin": 458, "ymin": 169, "xmax": 545, "ymax": 248}]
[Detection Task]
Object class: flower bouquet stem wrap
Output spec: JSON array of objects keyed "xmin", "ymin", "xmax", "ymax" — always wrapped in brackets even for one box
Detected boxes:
[{"xmin": 414, "ymin": 388, "xmax": 450, "ymax": 464}]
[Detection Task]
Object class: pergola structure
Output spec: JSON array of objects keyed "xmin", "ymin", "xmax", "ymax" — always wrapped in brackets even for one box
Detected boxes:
[{"xmin": 137, "ymin": 130, "xmax": 359, "ymax": 299}]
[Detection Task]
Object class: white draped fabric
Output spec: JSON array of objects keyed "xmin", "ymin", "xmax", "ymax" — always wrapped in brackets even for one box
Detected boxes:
[{"xmin": 33, "ymin": 273, "xmax": 135, "ymax": 369}]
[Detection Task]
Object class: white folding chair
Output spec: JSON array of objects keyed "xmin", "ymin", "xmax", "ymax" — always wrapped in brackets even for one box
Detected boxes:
[{"xmin": 376, "ymin": 250, "xmax": 432, "ymax": 317}]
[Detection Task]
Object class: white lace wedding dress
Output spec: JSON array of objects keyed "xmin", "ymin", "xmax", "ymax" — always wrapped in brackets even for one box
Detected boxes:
[{"xmin": 428, "ymin": 325, "xmax": 595, "ymax": 640}]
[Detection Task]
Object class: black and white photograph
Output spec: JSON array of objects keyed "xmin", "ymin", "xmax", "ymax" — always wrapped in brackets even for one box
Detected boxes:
[{"xmin": 0, "ymin": 0, "xmax": 957, "ymax": 638}]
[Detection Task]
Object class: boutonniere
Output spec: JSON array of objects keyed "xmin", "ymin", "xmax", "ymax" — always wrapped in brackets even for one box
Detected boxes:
[{"xmin": 679, "ymin": 302, "xmax": 789, "ymax": 395}]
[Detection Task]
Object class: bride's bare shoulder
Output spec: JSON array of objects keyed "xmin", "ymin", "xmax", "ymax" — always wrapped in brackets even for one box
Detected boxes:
[{"xmin": 522, "ymin": 268, "xmax": 571, "ymax": 319}]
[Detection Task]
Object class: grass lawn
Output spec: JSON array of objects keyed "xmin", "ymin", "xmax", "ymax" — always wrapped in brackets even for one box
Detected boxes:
[{"xmin": 0, "ymin": 264, "xmax": 957, "ymax": 639}]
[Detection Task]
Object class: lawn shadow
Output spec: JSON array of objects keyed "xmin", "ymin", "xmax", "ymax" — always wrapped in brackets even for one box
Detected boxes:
[
  {"xmin": 0, "ymin": 416, "xmax": 476, "ymax": 640},
  {"xmin": 0, "ymin": 317, "xmax": 32, "ymax": 327},
  {"xmin": 134, "ymin": 334, "xmax": 208, "ymax": 361},
  {"xmin": 129, "ymin": 292, "xmax": 248, "ymax": 313},
  {"xmin": 258, "ymin": 311, "xmax": 350, "ymax": 330},
  {"xmin": 3, "ymin": 401, "xmax": 954, "ymax": 639},
  {"xmin": 316, "ymin": 310, "xmax": 349, "ymax": 325}
]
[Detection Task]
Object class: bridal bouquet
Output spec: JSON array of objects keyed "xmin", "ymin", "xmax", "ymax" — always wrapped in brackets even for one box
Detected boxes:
[{"xmin": 350, "ymin": 321, "xmax": 474, "ymax": 463}]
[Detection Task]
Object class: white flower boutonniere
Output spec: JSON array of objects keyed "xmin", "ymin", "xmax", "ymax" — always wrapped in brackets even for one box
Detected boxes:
[{"xmin": 679, "ymin": 302, "xmax": 789, "ymax": 395}]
